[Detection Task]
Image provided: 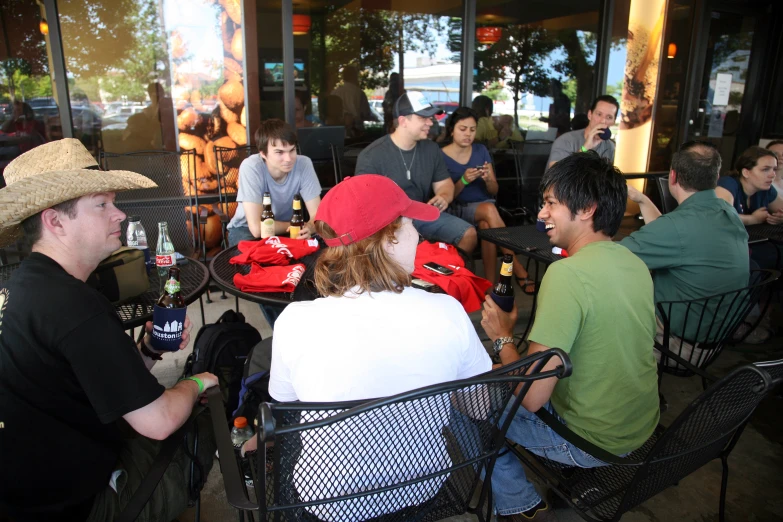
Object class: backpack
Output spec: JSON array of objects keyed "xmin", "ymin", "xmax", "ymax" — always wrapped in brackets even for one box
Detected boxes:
[
  {"xmin": 233, "ymin": 337, "xmax": 275, "ymax": 424},
  {"xmin": 186, "ymin": 309, "xmax": 262, "ymax": 418}
]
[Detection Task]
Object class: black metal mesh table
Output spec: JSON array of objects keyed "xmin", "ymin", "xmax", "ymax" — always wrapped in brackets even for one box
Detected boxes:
[
  {"xmin": 478, "ymin": 225, "xmax": 563, "ymax": 264},
  {"xmin": 0, "ymin": 258, "xmax": 209, "ymax": 330},
  {"xmin": 209, "ymin": 245, "xmax": 321, "ymax": 305},
  {"xmin": 746, "ymin": 223, "xmax": 783, "ymax": 244}
]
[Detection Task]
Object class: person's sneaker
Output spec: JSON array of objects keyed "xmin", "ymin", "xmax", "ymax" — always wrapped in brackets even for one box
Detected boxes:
[{"xmin": 497, "ymin": 501, "xmax": 558, "ymax": 521}]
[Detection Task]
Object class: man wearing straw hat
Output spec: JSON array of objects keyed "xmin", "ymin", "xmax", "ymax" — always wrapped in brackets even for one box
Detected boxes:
[{"xmin": 0, "ymin": 139, "xmax": 218, "ymax": 521}]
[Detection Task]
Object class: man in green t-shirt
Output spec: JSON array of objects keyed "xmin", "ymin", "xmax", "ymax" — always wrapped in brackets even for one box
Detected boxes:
[{"xmin": 482, "ymin": 152, "xmax": 660, "ymax": 521}]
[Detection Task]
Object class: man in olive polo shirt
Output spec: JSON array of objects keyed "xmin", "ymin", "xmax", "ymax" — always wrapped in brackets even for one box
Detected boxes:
[
  {"xmin": 482, "ymin": 152, "xmax": 660, "ymax": 521},
  {"xmin": 621, "ymin": 141, "xmax": 749, "ymax": 342}
]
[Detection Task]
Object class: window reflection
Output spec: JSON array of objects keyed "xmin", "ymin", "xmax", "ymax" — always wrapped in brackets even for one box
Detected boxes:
[
  {"xmin": 0, "ymin": 0, "xmax": 55, "ymax": 177},
  {"xmin": 474, "ymin": 0, "xmax": 600, "ymax": 142},
  {"xmin": 270, "ymin": 2, "xmax": 461, "ymax": 144},
  {"xmin": 58, "ymin": 0, "xmax": 176, "ymax": 154}
]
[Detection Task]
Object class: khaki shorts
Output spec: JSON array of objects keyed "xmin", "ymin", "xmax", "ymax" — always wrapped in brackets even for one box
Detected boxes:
[{"xmin": 654, "ymin": 317, "xmax": 705, "ymax": 369}]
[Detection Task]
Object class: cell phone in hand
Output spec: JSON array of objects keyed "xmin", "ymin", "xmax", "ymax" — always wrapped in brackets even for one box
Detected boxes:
[{"xmin": 423, "ymin": 262, "xmax": 454, "ymax": 276}]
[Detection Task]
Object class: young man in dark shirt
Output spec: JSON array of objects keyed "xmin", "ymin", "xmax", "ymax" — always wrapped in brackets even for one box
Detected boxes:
[
  {"xmin": 355, "ymin": 91, "xmax": 478, "ymax": 253},
  {"xmin": 0, "ymin": 139, "xmax": 218, "ymax": 521}
]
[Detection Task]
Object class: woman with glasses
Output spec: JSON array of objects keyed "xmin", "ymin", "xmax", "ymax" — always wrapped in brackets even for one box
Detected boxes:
[{"xmin": 440, "ymin": 106, "xmax": 534, "ymax": 292}]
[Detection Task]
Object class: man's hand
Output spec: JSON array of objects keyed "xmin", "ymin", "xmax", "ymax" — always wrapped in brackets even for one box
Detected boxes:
[
  {"xmin": 752, "ymin": 207, "xmax": 770, "ymax": 225},
  {"xmin": 766, "ymin": 209, "xmax": 783, "ymax": 226},
  {"xmin": 481, "ymin": 296, "xmax": 517, "ymax": 341},
  {"xmin": 584, "ymin": 126, "xmax": 607, "ymax": 150},
  {"xmin": 287, "ymin": 222, "xmax": 314, "ymax": 239},
  {"xmin": 427, "ymin": 194, "xmax": 449, "ymax": 212},
  {"xmin": 627, "ymin": 185, "xmax": 645, "ymax": 204},
  {"xmin": 191, "ymin": 372, "xmax": 219, "ymax": 391},
  {"xmin": 144, "ymin": 315, "xmax": 193, "ymax": 352}
]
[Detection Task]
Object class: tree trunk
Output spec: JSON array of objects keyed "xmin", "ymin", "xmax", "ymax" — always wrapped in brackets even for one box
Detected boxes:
[{"xmin": 397, "ymin": 16, "xmax": 405, "ymax": 90}]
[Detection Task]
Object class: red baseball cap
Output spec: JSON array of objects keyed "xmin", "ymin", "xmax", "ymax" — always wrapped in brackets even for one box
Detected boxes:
[{"xmin": 315, "ymin": 175, "xmax": 439, "ymax": 247}]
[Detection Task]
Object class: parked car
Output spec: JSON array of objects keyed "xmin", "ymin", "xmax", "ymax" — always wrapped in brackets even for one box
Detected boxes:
[{"xmin": 432, "ymin": 101, "xmax": 459, "ymax": 122}]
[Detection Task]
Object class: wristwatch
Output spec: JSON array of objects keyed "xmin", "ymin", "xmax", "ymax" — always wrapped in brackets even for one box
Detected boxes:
[{"xmin": 493, "ymin": 336, "xmax": 515, "ymax": 354}]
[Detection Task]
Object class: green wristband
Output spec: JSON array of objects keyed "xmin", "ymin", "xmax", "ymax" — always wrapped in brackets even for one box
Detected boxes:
[
  {"xmin": 580, "ymin": 145, "xmax": 588, "ymax": 152},
  {"xmin": 185, "ymin": 376, "xmax": 204, "ymax": 394},
  {"xmin": 460, "ymin": 175, "xmax": 469, "ymax": 186}
]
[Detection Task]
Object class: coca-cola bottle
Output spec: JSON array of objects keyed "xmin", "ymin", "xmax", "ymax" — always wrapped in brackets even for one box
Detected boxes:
[{"xmin": 156, "ymin": 222, "xmax": 176, "ymax": 292}]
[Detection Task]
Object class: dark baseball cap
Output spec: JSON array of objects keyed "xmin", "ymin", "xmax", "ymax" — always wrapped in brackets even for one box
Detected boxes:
[{"xmin": 393, "ymin": 91, "xmax": 444, "ymax": 118}]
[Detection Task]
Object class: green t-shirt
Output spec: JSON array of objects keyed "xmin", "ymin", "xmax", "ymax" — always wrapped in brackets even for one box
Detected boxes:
[{"xmin": 529, "ymin": 241, "xmax": 660, "ymax": 455}]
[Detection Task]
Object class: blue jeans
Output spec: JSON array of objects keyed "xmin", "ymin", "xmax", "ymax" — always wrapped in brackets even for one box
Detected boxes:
[
  {"xmin": 413, "ymin": 212, "xmax": 473, "ymax": 246},
  {"xmin": 228, "ymin": 226, "xmax": 286, "ymax": 328},
  {"xmin": 492, "ymin": 402, "xmax": 608, "ymax": 515}
]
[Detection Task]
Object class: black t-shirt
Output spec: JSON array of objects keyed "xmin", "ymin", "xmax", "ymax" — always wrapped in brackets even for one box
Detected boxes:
[{"xmin": 0, "ymin": 253, "xmax": 164, "ymax": 519}]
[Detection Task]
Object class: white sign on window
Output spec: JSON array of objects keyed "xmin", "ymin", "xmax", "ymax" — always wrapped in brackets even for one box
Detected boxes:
[{"xmin": 713, "ymin": 73, "xmax": 733, "ymax": 106}]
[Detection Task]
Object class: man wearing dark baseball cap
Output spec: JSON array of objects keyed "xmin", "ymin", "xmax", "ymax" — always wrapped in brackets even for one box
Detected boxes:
[
  {"xmin": 355, "ymin": 91, "xmax": 478, "ymax": 254},
  {"xmin": 264, "ymin": 174, "xmax": 492, "ymax": 519}
]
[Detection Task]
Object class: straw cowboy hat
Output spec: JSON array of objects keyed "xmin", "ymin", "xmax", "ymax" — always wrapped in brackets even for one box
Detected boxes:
[{"xmin": 0, "ymin": 138, "xmax": 157, "ymax": 247}]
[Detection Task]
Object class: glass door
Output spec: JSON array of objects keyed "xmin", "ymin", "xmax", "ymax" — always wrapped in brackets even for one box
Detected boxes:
[{"xmin": 685, "ymin": 8, "xmax": 759, "ymax": 172}]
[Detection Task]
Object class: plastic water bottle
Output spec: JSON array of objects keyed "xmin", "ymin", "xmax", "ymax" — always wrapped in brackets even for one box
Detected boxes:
[
  {"xmin": 230, "ymin": 416, "xmax": 255, "ymax": 450},
  {"xmin": 126, "ymin": 216, "xmax": 151, "ymax": 274},
  {"xmin": 156, "ymin": 222, "xmax": 176, "ymax": 291},
  {"xmin": 230, "ymin": 416, "xmax": 255, "ymax": 486}
]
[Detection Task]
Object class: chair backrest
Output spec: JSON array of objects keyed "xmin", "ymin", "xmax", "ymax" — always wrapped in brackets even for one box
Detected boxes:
[
  {"xmin": 657, "ymin": 269, "xmax": 779, "ymax": 376},
  {"xmin": 255, "ymin": 349, "xmax": 572, "ymax": 521},
  {"xmin": 754, "ymin": 358, "xmax": 783, "ymax": 386},
  {"xmin": 214, "ymin": 145, "xmax": 256, "ymax": 216},
  {"xmin": 655, "ymin": 176, "xmax": 679, "ymax": 214},
  {"xmin": 116, "ymin": 198, "xmax": 197, "ymax": 257},
  {"xmin": 100, "ymin": 150, "xmax": 187, "ymax": 202},
  {"xmin": 297, "ymin": 126, "xmax": 346, "ymax": 162},
  {"xmin": 616, "ymin": 362, "xmax": 772, "ymax": 515},
  {"xmin": 512, "ymin": 141, "xmax": 551, "ymax": 211},
  {"xmin": 525, "ymin": 128, "xmax": 558, "ymax": 141}
]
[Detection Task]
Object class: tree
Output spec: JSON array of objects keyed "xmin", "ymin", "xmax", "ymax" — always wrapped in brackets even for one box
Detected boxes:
[
  {"xmin": 553, "ymin": 29, "xmax": 597, "ymax": 113},
  {"xmin": 482, "ymin": 81, "xmax": 509, "ymax": 101},
  {"xmin": 310, "ymin": 7, "xmax": 447, "ymax": 97},
  {"xmin": 56, "ymin": 0, "xmax": 139, "ymax": 78},
  {"xmin": 474, "ymin": 25, "xmax": 559, "ymax": 127},
  {"xmin": 99, "ymin": 0, "xmax": 170, "ymax": 102}
]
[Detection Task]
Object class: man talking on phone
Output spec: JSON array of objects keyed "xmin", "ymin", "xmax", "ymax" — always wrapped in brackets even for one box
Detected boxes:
[
  {"xmin": 547, "ymin": 95, "xmax": 619, "ymax": 169},
  {"xmin": 355, "ymin": 91, "xmax": 478, "ymax": 254}
]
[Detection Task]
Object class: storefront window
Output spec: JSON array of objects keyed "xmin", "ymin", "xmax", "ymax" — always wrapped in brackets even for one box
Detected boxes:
[
  {"xmin": 648, "ymin": 0, "xmax": 697, "ymax": 171},
  {"xmin": 0, "ymin": 0, "xmax": 57, "ymax": 172},
  {"xmin": 474, "ymin": 0, "xmax": 600, "ymax": 140},
  {"xmin": 266, "ymin": 1, "xmax": 462, "ymax": 143},
  {"xmin": 58, "ymin": 0, "xmax": 172, "ymax": 154}
]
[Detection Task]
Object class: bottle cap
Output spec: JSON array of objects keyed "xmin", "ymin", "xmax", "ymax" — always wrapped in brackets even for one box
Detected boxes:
[
  {"xmin": 129, "ymin": 216, "xmax": 141, "ymax": 222},
  {"xmin": 234, "ymin": 416, "xmax": 248, "ymax": 428}
]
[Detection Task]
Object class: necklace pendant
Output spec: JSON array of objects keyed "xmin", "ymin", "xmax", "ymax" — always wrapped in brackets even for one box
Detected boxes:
[{"xmin": 406, "ymin": 169, "xmax": 410, "ymax": 180}]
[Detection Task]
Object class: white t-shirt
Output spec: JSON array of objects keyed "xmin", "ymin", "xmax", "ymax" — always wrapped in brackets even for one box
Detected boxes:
[{"xmin": 270, "ymin": 286, "xmax": 491, "ymax": 521}]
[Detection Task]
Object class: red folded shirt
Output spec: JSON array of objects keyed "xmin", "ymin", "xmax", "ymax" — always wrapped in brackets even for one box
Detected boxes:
[
  {"xmin": 233, "ymin": 263, "xmax": 305, "ymax": 293},
  {"xmin": 412, "ymin": 242, "xmax": 491, "ymax": 313},
  {"xmin": 230, "ymin": 237, "xmax": 320, "ymax": 266}
]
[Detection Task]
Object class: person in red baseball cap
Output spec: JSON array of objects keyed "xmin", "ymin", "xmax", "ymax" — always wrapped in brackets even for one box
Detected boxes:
[{"xmin": 257, "ymin": 174, "xmax": 493, "ymax": 521}]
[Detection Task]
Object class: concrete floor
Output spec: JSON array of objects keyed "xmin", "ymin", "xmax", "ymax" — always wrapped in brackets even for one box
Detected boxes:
[{"xmin": 153, "ymin": 270, "xmax": 783, "ymax": 522}]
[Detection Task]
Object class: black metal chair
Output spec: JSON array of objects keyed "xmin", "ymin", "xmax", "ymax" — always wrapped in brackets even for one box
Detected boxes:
[
  {"xmin": 512, "ymin": 140, "xmax": 552, "ymax": 217},
  {"xmin": 506, "ymin": 358, "xmax": 781, "ymax": 522},
  {"xmin": 655, "ymin": 176, "xmax": 679, "ymax": 214},
  {"xmin": 101, "ymin": 149, "xmax": 207, "ymax": 325},
  {"xmin": 655, "ymin": 269, "xmax": 780, "ymax": 389},
  {"xmin": 214, "ymin": 145, "xmax": 255, "ymax": 250},
  {"xmin": 208, "ymin": 348, "xmax": 573, "ymax": 521}
]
